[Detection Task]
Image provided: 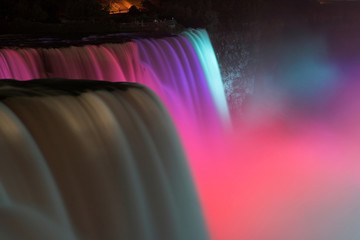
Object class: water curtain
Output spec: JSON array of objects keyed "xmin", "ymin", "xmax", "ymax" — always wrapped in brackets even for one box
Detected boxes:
[
  {"xmin": 0, "ymin": 80, "xmax": 208, "ymax": 240},
  {"xmin": 0, "ymin": 29, "xmax": 229, "ymax": 130},
  {"xmin": 0, "ymin": 29, "xmax": 229, "ymax": 239}
]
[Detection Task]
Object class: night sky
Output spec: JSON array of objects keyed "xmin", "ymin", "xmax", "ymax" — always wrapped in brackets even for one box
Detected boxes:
[{"xmin": 1, "ymin": 0, "xmax": 359, "ymax": 31}]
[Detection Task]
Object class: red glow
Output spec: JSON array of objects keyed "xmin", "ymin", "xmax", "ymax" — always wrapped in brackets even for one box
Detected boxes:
[{"xmin": 187, "ymin": 84, "xmax": 360, "ymax": 239}]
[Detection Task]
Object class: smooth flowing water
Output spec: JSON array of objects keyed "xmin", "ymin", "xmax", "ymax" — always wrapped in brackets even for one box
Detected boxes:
[
  {"xmin": 0, "ymin": 30, "xmax": 229, "ymax": 131},
  {"xmin": 3, "ymin": 28, "xmax": 359, "ymax": 240},
  {"xmin": 0, "ymin": 31, "xmax": 229, "ymax": 180},
  {"xmin": 0, "ymin": 80, "xmax": 208, "ymax": 240},
  {"xmin": 0, "ymin": 29, "xmax": 226, "ymax": 240}
]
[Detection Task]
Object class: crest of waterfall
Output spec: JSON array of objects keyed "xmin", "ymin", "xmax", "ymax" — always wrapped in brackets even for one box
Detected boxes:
[
  {"xmin": 0, "ymin": 80, "xmax": 208, "ymax": 240},
  {"xmin": 0, "ymin": 29, "xmax": 229, "ymax": 133}
]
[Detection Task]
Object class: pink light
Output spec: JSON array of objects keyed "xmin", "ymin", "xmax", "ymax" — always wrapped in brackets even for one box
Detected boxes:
[{"xmin": 2, "ymin": 31, "xmax": 360, "ymax": 240}]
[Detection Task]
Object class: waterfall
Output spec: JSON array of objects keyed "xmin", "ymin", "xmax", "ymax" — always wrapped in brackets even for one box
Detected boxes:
[
  {"xmin": 2, "ymin": 28, "xmax": 360, "ymax": 240},
  {"xmin": 0, "ymin": 29, "xmax": 229, "ymax": 239},
  {"xmin": 0, "ymin": 80, "xmax": 208, "ymax": 240},
  {"xmin": 0, "ymin": 29, "xmax": 229, "ymax": 130},
  {"xmin": 0, "ymin": 30, "xmax": 230, "ymax": 176},
  {"xmin": 181, "ymin": 29, "xmax": 229, "ymax": 125}
]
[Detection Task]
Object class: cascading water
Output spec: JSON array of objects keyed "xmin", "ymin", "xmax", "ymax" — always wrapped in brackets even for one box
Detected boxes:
[
  {"xmin": 0, "ymin": 29, "xmax": 226, "ymax": 239},
  {"xmin": 0, "ymin": 30, "xmax": 228, "ymax": 131},
  {"xmin": 0, "ymin": 80, "xmax": 208, "ymax": 240},
  {"xmin": 2, "ymin": 28, "xmax": 360, "ymax": 240},
  {"xmin": 181, "ymin": 29, "xmax": 229, "ymax": 125},
  {"xmin": 0, "ymin": 30, "xmax": 228, "ymax": 172}
]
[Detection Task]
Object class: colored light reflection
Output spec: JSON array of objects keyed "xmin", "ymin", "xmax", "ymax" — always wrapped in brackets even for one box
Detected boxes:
[
  {"xmin": 193, "ymin": 33, "xmax": 360, "ymax": 240},
  {"xmin": 1, "ymin": 29, "xmax": 360, "ymax": 240},
  {"xmin": 182, "ymin": 29, "xmax": 230, "ymax": 126}
]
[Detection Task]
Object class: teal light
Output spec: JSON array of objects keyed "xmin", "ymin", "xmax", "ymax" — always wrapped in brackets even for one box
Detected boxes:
[{"xmin": 182, "ymin": 29, "xmax": 230, "ymax": 126}]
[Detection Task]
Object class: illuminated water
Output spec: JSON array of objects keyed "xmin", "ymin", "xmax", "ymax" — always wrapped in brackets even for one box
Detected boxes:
[
  {"xmin": 181, "ymin": 29, "xmax": 229, "ymax": 125},
  {"xmin": 0, "ymin": 30, "xmax": 228, "ymax": 162},
  {"xmin": 1, "ymin": 29, "xmax": 360, "ymax": 240},
  {"xmin": 0, "ymin": 30, "xmax": 221, "ymax": 239},
  {"xmin": 0, "ymin": 30, "xmax": 227, "ymax": 131}
]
